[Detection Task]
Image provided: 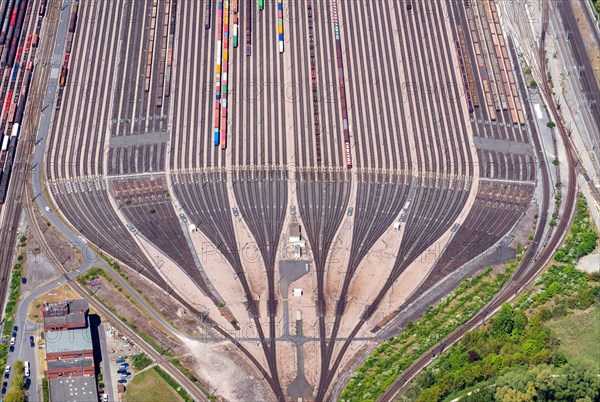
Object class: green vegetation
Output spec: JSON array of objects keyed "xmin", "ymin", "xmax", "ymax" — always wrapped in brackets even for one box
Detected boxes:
[
  {"xmin": 395, "ymin": 196, "xmax": 599, "ymax": 402},
  {"xmin": 529, "ymin": 79, "xmax": 537, "ymax": 88},
  {"xmin": 341, "ymin": 257, "xmax": 520, "ymax": 401},
  {"xmin": 524, "ymin": 65, "xmax": 532, "ymax": 74},
  {"xmin": 547, "ymin": 121, "xmax": 556, "ymax": 129},
  {"xmin": 0, "ymin": 243, "xmax": 26, "ymax": 369},
  {"xmin": 547, "ymin": 307, "xmax": 600, "ymax": 371},
  {"xmin": 123, "ymin": 367, "xmax": 184, "ymax": 402},
  {"xmin": 399, "ymin": 267, "xmax": 599, "ymax": 402},
  {"xmin": 132, "ymin": 353, "xmax": 152, "ymax": 370},
  {"xmin": 76, "ymin": 267, "xmax": 109, "ymax": 284},
  {"xmin": 42, "ymin": 378, "xmax": 50, "ymax": 402},
  {"xmin": 153, "ymin": 366, "xmax": 193, "ymax": 402},
  {"xmin": 593, "ymin": 0, "xmax": 600, "ymax": 16},
  {"xmin": 554, "ymin": 196, "xmax": 598, "ymax": 263},
  {"xmin": 552, "ymin": 158, "xmax": 560, "ymax": 166},
  {"xmin": 171, "ymin": 358, "xmax": 217, "ymax": 401},
  {"xmin": 4, "ymin": 360, "xmax": 27, "ymax": 402}
]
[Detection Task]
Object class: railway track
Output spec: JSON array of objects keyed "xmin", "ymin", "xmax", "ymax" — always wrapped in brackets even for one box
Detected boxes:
[
  {"xmin": 0, "ymin": 0, "xmax": 47, "ymax": 332},
  {"xmin": 315, "ymin": 1, "xmax": 474, "ymax": 398},
  {"xmin": 377, "ymin": 1, "xmax": 579, "ymax": 399}
]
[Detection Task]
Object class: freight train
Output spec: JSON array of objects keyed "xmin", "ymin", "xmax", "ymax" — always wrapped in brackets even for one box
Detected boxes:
[{"xmin": 0, "ymin": 123, "xmax": 20, "ymax": 203}]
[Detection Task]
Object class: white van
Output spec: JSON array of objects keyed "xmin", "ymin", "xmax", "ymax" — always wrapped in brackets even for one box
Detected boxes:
[{"xmin": 24, "ymin": 361, "xmax": 30, "ymax": 377}]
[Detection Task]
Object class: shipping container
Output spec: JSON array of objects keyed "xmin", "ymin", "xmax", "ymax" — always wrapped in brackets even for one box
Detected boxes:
[
  {"xmin": 68, "ymin": 3, "xmax": 78, "ymax": 33},
  {"xmin": 10, "ymin": 122, "xmax": 19, "ymax": 137}
]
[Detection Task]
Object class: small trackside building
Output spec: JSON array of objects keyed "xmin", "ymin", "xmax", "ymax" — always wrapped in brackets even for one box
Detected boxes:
[{"xmin": 42, "ymin": 299, "xmax": 89, "ymax": 332}]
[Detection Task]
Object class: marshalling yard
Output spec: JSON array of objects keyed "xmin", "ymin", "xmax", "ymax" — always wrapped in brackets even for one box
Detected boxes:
[{"xmin": 0, "ymin": 0, "xmax": 590, "ymax": 400}]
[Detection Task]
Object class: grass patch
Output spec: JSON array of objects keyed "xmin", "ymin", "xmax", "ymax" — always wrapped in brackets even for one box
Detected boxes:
[
  {"xmin": 547, "ymin": 306, "xmax": 600, "ymax": 372},
  {"xmin": 152, "ymin": 366, "xmax": 193, "ymax": 402},
  {"xmin": 42, "ymin": 378, "xmax": 49, "ymax": 402},
  {"xmin": 123, "ymin": 367, "xmax": 183, "ymax": 402}
]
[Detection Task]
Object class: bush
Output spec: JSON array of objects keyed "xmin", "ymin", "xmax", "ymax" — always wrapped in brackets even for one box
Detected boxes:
[
  {"xmin": 554, "ymin": 196, "xmax": 598, "ymax": 263},
  {"xmin": 132, "ymin": 353, "xmax": 152, "ymax": 370},
  {"xmin": 42, "ymin": 378, "xmax": 49, "ymax": 402}
]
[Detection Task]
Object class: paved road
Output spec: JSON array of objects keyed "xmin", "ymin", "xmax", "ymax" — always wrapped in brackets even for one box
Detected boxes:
[{"xmin": 97, "ymin": 323, "xmax": 114, "ymax": 399}]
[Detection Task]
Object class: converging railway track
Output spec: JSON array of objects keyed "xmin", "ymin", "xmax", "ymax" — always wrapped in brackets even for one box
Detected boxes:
[{"xmin": 12, "ymin": 0, "xmax": 564, "ymax": 400}]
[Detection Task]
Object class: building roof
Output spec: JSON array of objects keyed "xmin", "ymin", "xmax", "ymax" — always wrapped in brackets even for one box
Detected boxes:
[
  {"xmin": 45, "ymin": 325, "xmax": 93, "ymax": 354},
  {"xmin": 49, "ymin": 376, "xmax": 98, "ymax": 402},
  {"xmin": 43, "ymin": 299, "xmax": 89, "ymax": 329},
  {"xmin": 48, "ymin": 357, "xmax": 94, "ymax": 370}
]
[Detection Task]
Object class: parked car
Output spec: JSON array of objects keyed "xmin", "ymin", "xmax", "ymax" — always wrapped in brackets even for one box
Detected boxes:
[
  {"xmin": 9, "ymin": 336, "xmax": 15, "ymax": 346},
  {"xmin": 4, "ymin": 366, "xmax": 10, "ymax": 378},
  {"xmin": 21, "ymin": 277, "xmax": 26, "ymax": 284},
  {"xmin": 29, "ymin": 336, "xmax": 34, "ymax": 347},
  {"xmin": 102, "ymin": 394, "xmax": 108, "ymax": 402},
  {"xmin": 24, "ymin": 362, "xmax": 29, "ymax": 378},
  {"xmin": 117, "ymin": 379, "xmax": 127, "ymax": 384},
  {"xmin": 12, "ymin": 326, "xmax": 17, "ymax": 332},
  {"xmin": 115, "ymin": 357, "xmax": 125, "ymax": 364}
]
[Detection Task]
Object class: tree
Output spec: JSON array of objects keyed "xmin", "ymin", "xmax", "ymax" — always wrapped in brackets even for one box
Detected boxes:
[
  {"xmin": 547, "ymin": 121, "xmax": 556, "ymax": 129},
  {"xmin": 3, "ymin": 388, "xmax": 26, "ymax": 402},
  {"xmin": 492, "ymin": 304, "xmax": 515, "ymax": 338},
  {"xmin": 11, "ymin": 374, "xmax": 25, "ymax": 390}
]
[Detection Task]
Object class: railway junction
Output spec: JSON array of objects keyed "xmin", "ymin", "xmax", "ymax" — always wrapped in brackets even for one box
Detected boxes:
[{"xmin": 0, "ymin": 0, "xmax": 596, "ymax": 400}]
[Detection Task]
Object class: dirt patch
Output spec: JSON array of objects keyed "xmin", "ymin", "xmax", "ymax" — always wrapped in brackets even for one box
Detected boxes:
[
  {"xmin": 184, "ymin": 342, "xmax": 275, "ymax": 402},
  {"xmin": 572, "ymin": 1, "xmax": 600, "ymax": 84}
]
